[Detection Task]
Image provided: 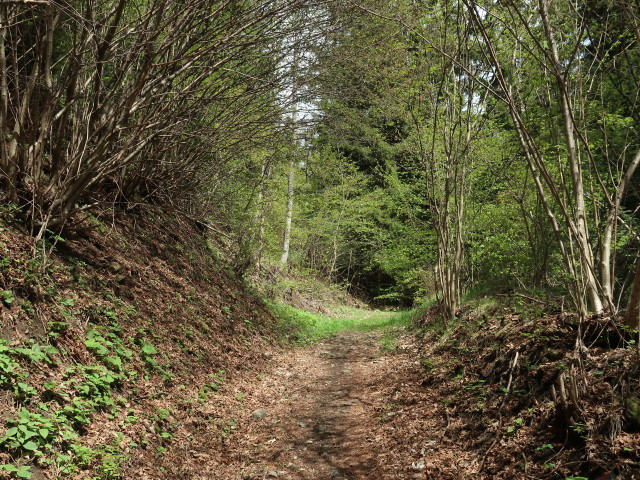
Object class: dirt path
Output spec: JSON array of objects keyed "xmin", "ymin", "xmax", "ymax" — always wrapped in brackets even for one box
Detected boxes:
[
  {"xmin": 148, "ymin": 315, "xmax": 640, "ymax": 480},
  {"xmin": 215, "ymin": 329, "xmax": 459, "ymax": 480}
]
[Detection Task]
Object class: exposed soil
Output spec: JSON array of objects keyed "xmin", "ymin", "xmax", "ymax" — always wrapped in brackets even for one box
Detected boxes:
[{"xmin": 208, "ymin": 329, "xmax": 455, "ymax": 480}]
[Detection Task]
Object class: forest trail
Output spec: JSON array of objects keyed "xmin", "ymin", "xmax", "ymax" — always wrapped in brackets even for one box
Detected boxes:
[{"xmin": 218, "ymin": 329, "xmax": 452, "ymax": 480}]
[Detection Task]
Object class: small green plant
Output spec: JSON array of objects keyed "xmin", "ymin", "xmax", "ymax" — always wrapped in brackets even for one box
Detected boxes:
[
  {"xmin": 570, "ymin": 422, "xmax": 588, "ymax": 439},
  {"xmin": 155, "ymin": 409, "xmax": 170, "ymax": 421},
  {"xmin": 1, "ymin": 340, "xmax": 57, "ymax": 396},
  {"xmin": 68, "ymin": 436, "xmax": 129, "ymax": 479},
  {"xmin": 0, "ymin": 464, "xmax": 32, "ymax": 479},
  {"xmin": 535, "ymin": 443, "xmax": 554, "ymax": 452},
  {"xmin": 14, "ymin": 381, "xmax": 37, "ymax": 402},
  {"xmin": 1, "ymin": 290, "xmax": 15, "ymax": 306},
  {"xmin": 124, "ymin": 411, "xmax": 138, "ymax": 424},
  {"xmin": 138, "ymin": 340, "xmax": 158, "ymax": 368},
  {"xmin": 13, "ymin": 342, "xmax": 58, "ymax": 365},
  {"xmin": 0, "ymin": 407, "xmax": 56, "ymax": 455},
  {"xmin": 51, "ymin": 364, "xmax": 123, "ymax": 430},
  {"xmin": 85, "ymin": 327, "xmax": 133, "ymax": 372},
  {"xmin": 58, "ymin": 297, "xmax": 75, "ymax": 308},
  {"xmin": 506, "ymin": 417, "xmax": 524, "ymax": 434},
  {"xmin": 462, "ymin": 379, "xmax": 486, "ymax": 391},
  {"xmin": 420, "ymin": 357, "xmax": 436, "ymax": 371},
  {"xmin": 197, "ymin": 373, "xmax": 224, "ymax": 403},
  {"xmin": 0, "ymin": 348, "xmax": 22, "ymax": 388},
  {"xmin": 47, "ymin": 321, "xmax": 69, "ymax": 339}
]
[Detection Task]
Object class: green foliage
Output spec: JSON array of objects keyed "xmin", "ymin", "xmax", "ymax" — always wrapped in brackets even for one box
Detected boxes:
[
  {"xmin": 138, "ymin": 340, "xmax": 158, "ymax": 367},
  {"xmin": 67, "ymin": 435, "xmax": 129, "ymax": 479},
  {"xmin": 47, "ymin": 321, "xmax": 69, "ymax": 339},
  {"xmin": 1, "ymin": 290, "xmax": 15, "ymax": 306},
  {"xmin": 60, "ymin": 365, "xmax": 122, "ymax": 412},
  {"xmin": 0, "ymin": 340, "xmax": 58, "ymax": 400},
  {"xmin": 0, "ymin": 407, "xmax": 56, "ymax": 455},
  {"xmin": 198, "ymin": 371, "xmax": 225, "ymax": 403},
  {"xmin": 85, "ymin": 327, "xmax": 132, "ymax": 372},
  {"xmin": 13, "ymin": 342, "xmax": 59, "ymax": 365},
  {"xmin": 268, "ymin": 302, "xmax": 416, "ymax": 344},
  {"xmin": 0, "ymin": 464, "xmax": 32, "ymax": 479},
  {"xmin": 0, "ymin": 337, "xmax": 126, "ymax": 476},
  {"xmin": 0, "ymin": 344, "xmax": 23, "ymax": 388}
]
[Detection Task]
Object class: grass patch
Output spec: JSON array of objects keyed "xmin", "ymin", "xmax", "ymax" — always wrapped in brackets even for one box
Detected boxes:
[
  {"xmin": 460, "ymin": 292, "xmax": 501, "ymax": 317},
  {"xmin": 267, "ymin": 302, "xmax": 419, "ymax": 345}
]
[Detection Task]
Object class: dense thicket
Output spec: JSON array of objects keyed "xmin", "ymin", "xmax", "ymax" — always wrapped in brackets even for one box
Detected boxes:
[
  {"xmin": 0, "ymin": 0, "xmax": 312, "ymax": 237},
  {"xmin": 244, "ymin": 0, "xmax": 640, "ymax": 322},
  {"xmin": 2, "ymin": 0, "xmax": 639, "ymax": 323}
]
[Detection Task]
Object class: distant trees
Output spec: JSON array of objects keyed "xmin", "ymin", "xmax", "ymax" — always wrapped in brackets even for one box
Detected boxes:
[{"xmin": 285, "ymin": 0, "xmax": 640, "ymax": 317}]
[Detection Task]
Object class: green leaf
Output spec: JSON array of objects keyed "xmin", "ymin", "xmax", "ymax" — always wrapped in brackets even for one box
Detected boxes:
[
  {"xmin": 16, "ymin": 466, "xmax": 32, "ymax": 479},
  {"xmin": 4, "ymin": 427, "xmax": 18, "ymax": 437},
  {"xmin": 105, "ymin": 356, "xmax": 122, "ymax": 368},
  {"xmin": 38, "ymin": 429, "xmax": 49, "ymax": 439},
  {"xmin": 1, "ymin": 290, "xmax": 15, "ymax": 304},
  {"xmin": 22, "ymin": 440, "xmax": 38, "ymax": 451},
  {"xmin": 85, "ymin": 338, "xmax": 102, "ymax": 350}
]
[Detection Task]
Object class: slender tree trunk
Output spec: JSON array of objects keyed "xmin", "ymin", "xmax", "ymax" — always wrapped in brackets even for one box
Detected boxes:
[
  {"xmin": 280, "ymin": 159, "xmax": 294, "ymax": 265},
  {"xmin": 601, "ymin": 148, "xmax": 640, "ymax": 310},
  {"xmin": 280, "ymin": 44, "xmax": 300, "ymax": 267},
  {"xmin": 538, "ymin": 0, "xmax": 604, "ymax": 314},
  {"xmin": 625, "ymin": 261, "xmax": 640, "ymax": 331},
  {"xmin": 254, "ymin": 162, "xmax": 271, "ymax": 273},
  {"xmin": 0, "ymin": 4, "xmax": 10, "ymax": 197}
]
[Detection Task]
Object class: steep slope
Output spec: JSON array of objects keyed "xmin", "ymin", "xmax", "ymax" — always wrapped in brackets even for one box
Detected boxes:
[
  {"xmin": 0, "ymin": 206, "xmax": 277, "ymax": 479},
  {"xmin": 406, "ymin": 302, "xmax": 640, "ymax": 479}
]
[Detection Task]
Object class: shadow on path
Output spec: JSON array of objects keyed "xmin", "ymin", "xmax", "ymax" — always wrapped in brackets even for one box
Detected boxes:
[{"xmin": 238, "ymin": 331, "xmax": 387, "ymax": 480}]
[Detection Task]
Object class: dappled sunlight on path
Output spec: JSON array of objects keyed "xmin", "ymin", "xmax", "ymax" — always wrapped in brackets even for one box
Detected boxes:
[{"xmin": 224, "ymin": 329, "xmax": 418, "ymax": 479}]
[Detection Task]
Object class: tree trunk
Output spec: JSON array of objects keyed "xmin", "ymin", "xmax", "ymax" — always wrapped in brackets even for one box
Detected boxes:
[
  {"xmin": 625, "ymin": 262, "xmax": 640, "ymax": 331},
  {"xmin": 254, "ymin": 162, "xmax": 271, "ymax": 273},
  {"xmin": 280, "ymin": 160, "xmax": 294, "ymax": 265},
  {"xmin": 538, "ymin": 0, "xmax": 604, "ymax": 314}
]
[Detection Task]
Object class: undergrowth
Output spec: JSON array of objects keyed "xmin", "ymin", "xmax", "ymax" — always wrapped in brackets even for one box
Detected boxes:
[
  {"xmin": 268, "ymin": 302, "xmax": 425, "ymax": 345},
  {"xmin": 412, "ymin": 294, "xmax": 640, "ymax": 479},
  {"xmin": 0, "ymin": 208, "xmax": 278, "ymax": 479}
]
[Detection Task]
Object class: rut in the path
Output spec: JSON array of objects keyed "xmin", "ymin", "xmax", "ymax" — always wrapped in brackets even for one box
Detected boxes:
[
  {"xmin": 215, "ymin": 328, "xmax": 478, "ymax": 480},
  {"xmin": 227, "ymin": 330, "xmax": 402, "ymax": 480}
]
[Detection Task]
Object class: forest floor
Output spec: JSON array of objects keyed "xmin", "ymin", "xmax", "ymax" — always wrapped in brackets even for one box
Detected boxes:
[
  {"xmin": 1, "ymin": 207, "xmax": 638, "ymax": 480},
  {"xmin": 185, "ymin": 305, "xmax": 640, "ymax": 480},
  {"xmin": 210, "ymin": 327, "xmax": 451, "ymax": 480}
]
